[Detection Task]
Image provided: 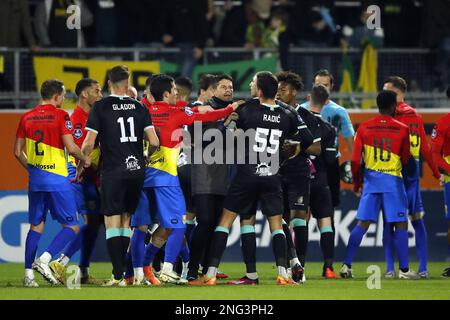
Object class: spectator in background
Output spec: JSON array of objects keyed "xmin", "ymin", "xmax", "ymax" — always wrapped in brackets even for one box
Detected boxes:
[
  {"xmin": 217, "ymin": 0, "xmax": 247, "ymax": 47},
  {"xmin": 159, "ymin": 0, "xmax": 208, "ymax": 78},
  {"xmin": 290, "ymin": 0, "xmax": 336, "ymax": 85},
  {"xmin": 0, "ymin": 0, "xmax": 37, "ymax": 49},
  {"xmin": 34, "ymin": 0, "xmax": 93, "ymax": 48},
  {"xmin": 245, "ymin": 8, "xmax": 288, "ymax": 50},
  {"xmin": 244, "ymin": 0, "xmax": 273, "ymax": 48},
  {"xmin": 342, "ymin": 6, "xmax": 384, "ymax": 49},
  {"xmin": 421, "ymin": 0, "xmax": 450, "ymax": 91},
  {"xmin": 85, "ymin": 0, "xmax": 119, "ymax": 47}
]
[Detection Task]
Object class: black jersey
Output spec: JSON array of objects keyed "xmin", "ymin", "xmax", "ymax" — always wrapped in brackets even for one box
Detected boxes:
[
  {"xmin": 277, "ymin": 101, "xmax": 317, "ymax": 179},
  {"xmin": 309, "ymin": 111, "xmax": 337, "ymax": 181},
  {"xmin": 86, "ymin": 95, "xmax": 153, "ymax": 175},
  {"xmin": 234, "ymin": 99, "xmax": 302, "ymax": 177}
]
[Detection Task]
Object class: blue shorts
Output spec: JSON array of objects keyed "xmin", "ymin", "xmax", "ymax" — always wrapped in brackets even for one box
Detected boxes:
[
  {"xmin": 404, "ymin": 179, "xmax": 424, "ymax": 215},
  {"xmin": 28, "ymin": 190, "xmax": 79, "ymax": 226},
  {"xmin": 145, "ymin": 186, "xmax": 186, "ymax": 229},
  {"xmin": 445, "ymin": 182, "xmax": 450, "ymax": 220},
  {"xmin": 71, "ymin": 182, "xmax": 100, "ymax": 216},
  {"xmin": 357, "ymin": 191, "xmax": 408, "ymax": 223},
  {"xmin": 131, "ymin": 191, "xmax": 151, "ymax": 227}
]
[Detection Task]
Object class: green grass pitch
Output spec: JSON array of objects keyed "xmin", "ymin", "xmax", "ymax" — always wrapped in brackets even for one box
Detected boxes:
[{"xmin": 1, "ymin": 262, "xmax": 449, "ymax": 300}]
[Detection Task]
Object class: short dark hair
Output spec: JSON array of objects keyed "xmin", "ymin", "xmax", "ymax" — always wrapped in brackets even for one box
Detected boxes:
[
  {"xmin": 75, "ymin": 78, "xmax": 99, "ymax": 97},
  {"xmin": 377, "ymin": 90, "xmax": 397, "ymax": 112},
  {"xmin": 108, "ymin": 65, "xmax": 130, "ymax": 84},
  {"xmin": 145, "ymin": 75, "xmax": 153, "ymax": 90},
  {"xmin": 213, "ymin": 74, "xmax": 233, "ymax": 88},
  {"xmin": 256, "ymin": 71, "xmax": 278, "ymax": 99},
  {"xmin": 150, "ymin": 74, "xmax": 174, "ymax": 101},
  {"xmin": 313, "ymin": 69, "xmax": 334, "ymax": 87},
  {"xmin": 384, "ymin": 76, "xmax": 407, "ymax": 93},
  {"xmin": 276, "ymin": 71, "xmax": 304, "ymax": 91},
  {"xmin": 310, "ymin": 84, "xmax": 329, "ymax": 106},
  {"xmin": 175, "ymin": 76, "xmax": 193, "ymax": 93},
  {"xmin": 198, "ymin": 74, "xmax": 217, "ymax": 95},
  {"xmin": 40, "ymin": 79, "xmax": 64, "ymax": 100}
]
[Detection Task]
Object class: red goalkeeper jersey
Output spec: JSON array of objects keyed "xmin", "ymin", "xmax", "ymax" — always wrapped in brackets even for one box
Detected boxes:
[{"xmin": 431, "ymin": 112, "xmax": 450, "ymax": 183}]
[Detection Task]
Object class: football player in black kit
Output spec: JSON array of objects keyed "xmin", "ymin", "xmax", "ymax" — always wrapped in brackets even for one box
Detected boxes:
[{"xmin": 189, "ymin": 71, "xmax": 313, "ymax": 286}]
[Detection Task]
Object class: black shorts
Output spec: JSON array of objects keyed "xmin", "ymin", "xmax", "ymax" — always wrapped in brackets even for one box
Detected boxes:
[
  {"xmin": 101, "ymin": 173, "xmax": 144, "ymax": 216},
  {"xmin": 327, "ymin": 158, "xmax": 341, "ymax": 207},
  {"xmin": 282, "ymin": 176, "xmax": 310, "ymax": 215},
  {"xmin": 309, "ymin": 175, "xmax": 334, "ymax": 220},
  {"xmin": 224, "ymin": 174, "xmax": 283, "ymax": 218},
  {"xmin": 178, "ymin": 164, "xmax": 194, "ymax": 213}
]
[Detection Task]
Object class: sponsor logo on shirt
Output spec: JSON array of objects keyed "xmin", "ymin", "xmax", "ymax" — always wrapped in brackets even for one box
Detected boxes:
[{"xmin": 125, "ymin": 155, "xmax": 140, "ymax": 171}]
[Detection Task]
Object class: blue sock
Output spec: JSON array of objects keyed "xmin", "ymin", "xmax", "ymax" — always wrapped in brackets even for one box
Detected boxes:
[
  {"xmin": 179, "ymin": 241, "xmax": 190, "ymax": 263},
  {"xmin": 344, "ymin": 224, "xmax": 367, "ymax": 267},
  {"xmin": 25, "ymin": 230, "xmax": 41, "ymax": 269},
  {"xmin": 411, "ymin": 219, "xmax": 428, "ymax": 273},
  {"xmin": 124, "ymin": 251, "xmax": 134, "ymax": 278},
  {"xmin": 383, "ymin": 222, "xmax": 395, "ymax": 272},
  {"xmin": 131, "ymin": 230, "xmax": 146, "ymax": 268},
  {"xmin": 63, "ymin": 224, "xmax": 86, "ymax": 258},
  {"xmin": 79, "ymin": 225, "xmax": 99, "ymax": 268},
  {"xmin": 46, "ymin": 227, "xmax": 76, "ymax": 258},
  {"xmin": 165, "ymin": 228, "xmax": 185, "ymax": 264},
  {"xmin": 394, "ymin": 229, "xmax": 409, "ymax": 271},
  {"xmin": 143, "ymin": 243, "xmax": 161, "ymax": 266}
]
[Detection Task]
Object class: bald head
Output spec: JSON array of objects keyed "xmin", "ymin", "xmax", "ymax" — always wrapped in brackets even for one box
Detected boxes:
[{"xmin": 127, "ymin": 86, "xmax": 138, "ymax": 99}]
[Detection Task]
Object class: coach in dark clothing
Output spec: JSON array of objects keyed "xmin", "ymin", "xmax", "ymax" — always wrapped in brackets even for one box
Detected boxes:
[{"xmin": 188, "ymin": 75, "xmax": 235, "ymax": 280}]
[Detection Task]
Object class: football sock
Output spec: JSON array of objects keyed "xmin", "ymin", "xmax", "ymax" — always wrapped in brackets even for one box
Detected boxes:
[
  {"xmin": 120, "ymin": 228, "xmax": 131, "ymax": 274},
  {"xmin": 46, "ymin": 227, "xmax": 76, "ymax": 258},
  {"xmin": 152, "ymin": 245, "xmax": 165, "ymax": 271},
  {"xmin": 165, "ymin": 228, "xmax": 185, "ymax": 264},
  {"xmin": 382, "ymin": 222, "xmax": 395, "ymax": 272},
  {"xmin": 106, "ymin": 228, "xmax": 124, "ymax": 280},
  {"xmin": 271, "ymin": 230, "xmax": 287, "ymax": 269},
  {"xmin": 411, "ymin": 219, "xmax": 428, "ymax": 273},
  {"xmin": 320, "ymin": 226, "xmax": 334, "ymax": 268},
  {"xmin": 240, "ymin": 225, "xmax": 257, "ymax": 273},
  {"xmin": 25, "ymin": 230, "xmax": 41, "ymax": 269},
  {"xmin": 277, "ymin": 266, "xmax": 288, "ymax": 278},
  {"xmin": 344, "ymin": 224, "xmax": 367, "ymax": 268},
  {"xmin": 79, "ymin": 225, "xmax": 98, "ymax": 268},
  {"xmin": 185, "ymin": 219, "xmax": 196, "ymax": 244},
  {"xmin": 292, "ymin": 218, "xmax": 308, "ymax": 266},
  {"xmin": 282, "ymin": 221, "xmax": 297, "ymax": 264},
  {"xmin": 246, "ymin": 272, "xmax": 258, "ymax": 280},
  {"xmin": 62, "ymin": 224, "xmax": 86, "ymax": 259},
  {"xmin": 59, "ymin": 255, "xmax": 70, "ymax": 267},
  {"xmin": 131, "ymin": 229, "xmax": 146, "ymax": 268},
  {"xmin": 179, "ymin": 241, "xmax": 190, "ymax": 263},
  {"xmin": 124, "ymin": 251, "xmax": 133, "ymax": 278},
  {"xmin": 394, "ymin": 229, "xmax": 409, "ymax": 271},
  {"xmin": 144, "ymin": 237, "xmax": 166, "ymax": 266},
  {"xmin": 206, "ymin": 226, "xmax": 229, "ymax": 268}
]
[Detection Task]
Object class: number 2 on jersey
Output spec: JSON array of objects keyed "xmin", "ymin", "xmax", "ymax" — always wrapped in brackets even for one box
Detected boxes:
[
  {"xmin": 117, "ymin": 117, "xmax": 137, "ymax": 143},
  {"xmin": 254, "ymin": 128, "xmax": 282, "ymax": 154}
]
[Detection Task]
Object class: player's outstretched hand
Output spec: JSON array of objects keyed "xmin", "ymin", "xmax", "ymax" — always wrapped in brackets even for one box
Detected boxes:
[
  {"xmin": 282, "ymin": 140, "xmax": 301, "ymax": 159},
  {"xmin": 231, "ymin": 100, "xmax": 246, "ymax": 111},
  {"xmin": 224, "ymin": 112, "xmax": 239, "ymax": 127},
  {"xmin": 196, "ymin": 105, "xmax": 215, "ymax": 113}
]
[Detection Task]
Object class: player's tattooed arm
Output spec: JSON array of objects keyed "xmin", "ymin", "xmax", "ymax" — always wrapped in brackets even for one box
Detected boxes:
[{"xmin": 13, "ymin": 137, "xmax": 28, "ymax": 169}]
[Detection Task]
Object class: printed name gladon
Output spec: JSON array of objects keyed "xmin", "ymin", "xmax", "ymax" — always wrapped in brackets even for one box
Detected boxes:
[{"xmin": 175, "ymin": 304, "xmax": 209, "ymax": 318}]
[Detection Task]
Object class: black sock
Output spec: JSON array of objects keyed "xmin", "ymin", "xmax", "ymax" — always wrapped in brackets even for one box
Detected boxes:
[
  {"xmin": 320, "ymin": 232, "xmax": 334, "ymax": 269},
  {"xmin": 188, "ymin": 225, "xmax": 213, "ymax": 277},
  {"xmin": 293, "ymin": 226, "xmax": 308, "ymax": 266},
  {"xmin": 241, "ymin": 232, "xmax": 257, "ymax": 273},
  {"xmin": 272, "ymin": 233, "xmax": 287, "ymax": 268},
  {"xmin": 120, "ymin": 236, "xmax": 130, "ymax": 273},
  {"xmin": 107, "ymin": 236, "xmax": 125, "ymax": 280},
  {"xmin": 174, "ymin": 257, "xmax": 183, "ymax": 274},
  {"xmin": 283, "ymin": 224, "xmax": 297, "ymax": 264},
  {"xmin": 185, "ymin": 224, "xmax": 195, "ymax": 245},
  {"xmin": 152, "ymin": 245, "xmax": 165, "ymax": 272},
  {"xmin": 207, "ymin": 231, "xmax": 229, "ymax": 268}
]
